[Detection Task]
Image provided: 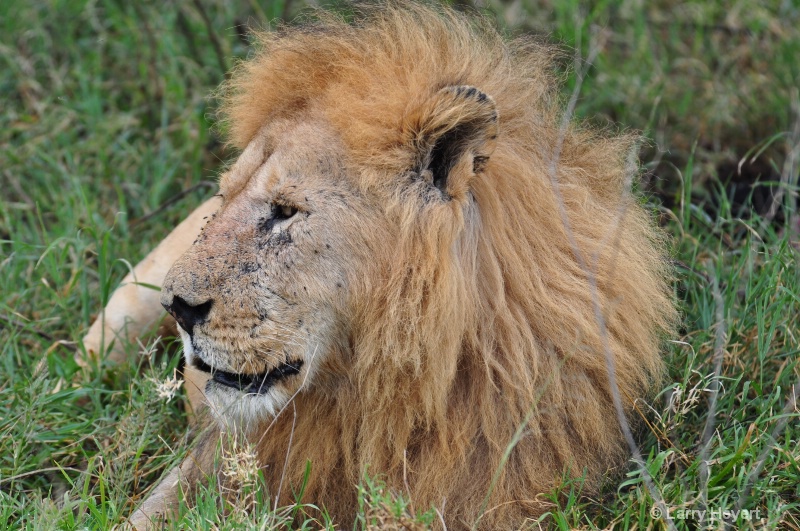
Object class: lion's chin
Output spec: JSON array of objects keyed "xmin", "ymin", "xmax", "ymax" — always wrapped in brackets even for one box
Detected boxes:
[
  {"xmin": 204, "ymin": 381, "xmax": 291, "ymax": 432},
  {"xmin": 177, "ymin": 328, "xmax": 296, "ymax": 431}
]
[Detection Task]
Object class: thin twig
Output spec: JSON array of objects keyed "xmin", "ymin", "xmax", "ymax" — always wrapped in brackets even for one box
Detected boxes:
[
  {"xmin": 130, "ymin": 181, "xmax": 216, "ymax": 228},
  {"xmin": 670, "ymin": 258, "xmax": 711, "ymax": 284},
  {"xmin": 0, "ymin": 314, "xmax": 53, "ymax": 341},
  {"xmin": 765, "ymin": 89, "xmax": 800, "ymax": 223},
  {"xmin": 0, "ymin": 313, "xmax": 77, "ymax": 352},
  {"xmin": 191, "ymin": 0, "xmax": 229, "ymax": 77},
  {"xmin": 5, "ymin": 169, "xmax": 35, "ymax": 209},
  {"xmin": 698, "ymin": 271, "xmax": 727, "ymax": 514},
  {"xmin": 281, "ymin": 0, "xmax": 295, "ymax": 20},
  {"xmin": 730, "ymin": 383, "xmax": 799, "ymax": 529},
  {"xmin": 274, "ymin": 401, "xmax": 297, "ymax": 512},
  {"xmin": 0, "ymin": 466, "xmax": 84, "ymax": 485},
  {"xmin": 544, "ymin": 17, "xmax": 676, "ymax": 530},
  {"xmin": 175, "ymin": 7, "xmax": 202, "ymax": 73},
  {"xmin": 256, "ymin": 344, "xmax": 319, "ymax": 447},
  {"xmin": 131, "ymin": 2, "xmax": 164, "ymax": 125},
  {"xmin": 472, "ymin": 359, "xmax": 564, "ymax": 529}
]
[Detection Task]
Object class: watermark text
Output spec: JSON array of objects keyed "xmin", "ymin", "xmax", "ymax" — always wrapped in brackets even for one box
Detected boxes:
[{"xmin": 650, "ymin": 504, "xmax": 762, "ymax": 523}]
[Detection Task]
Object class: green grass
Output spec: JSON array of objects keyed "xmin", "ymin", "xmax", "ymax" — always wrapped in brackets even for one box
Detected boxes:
[{"xmin": 1, "ymin": 0, "xmax": 798, "ymax": 529}]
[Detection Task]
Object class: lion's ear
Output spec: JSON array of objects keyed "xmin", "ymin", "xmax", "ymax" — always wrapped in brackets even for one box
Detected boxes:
[{"xmin": 407, "ymin": 85, "xmax": 498, "ymax": 199}]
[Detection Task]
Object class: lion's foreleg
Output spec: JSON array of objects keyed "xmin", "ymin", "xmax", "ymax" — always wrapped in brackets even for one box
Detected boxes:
[
  {"xmin": 81, "ymin": 197, "xmax": 221, "ymax": 366},
  {"xmin": 126, "ymin": 427, "xmax": 221, "ymax": 530}
]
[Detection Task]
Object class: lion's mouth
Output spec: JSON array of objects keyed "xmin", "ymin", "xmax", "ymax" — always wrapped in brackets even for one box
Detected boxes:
[{"xmin": 192, "ymin": 356, "xmax": 304, "ymax": 394}]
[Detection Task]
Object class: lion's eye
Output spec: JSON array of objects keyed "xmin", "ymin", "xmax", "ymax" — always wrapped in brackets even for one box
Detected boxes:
[{"xmin": 274, "ymin": 203, "xmax": 298, "ymax": 222}]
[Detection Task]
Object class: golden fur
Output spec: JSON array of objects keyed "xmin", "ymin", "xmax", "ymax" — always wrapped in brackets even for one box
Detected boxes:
[{"xmin": 125, "ymin": 3, "xmax": 676, "ymax": 529}]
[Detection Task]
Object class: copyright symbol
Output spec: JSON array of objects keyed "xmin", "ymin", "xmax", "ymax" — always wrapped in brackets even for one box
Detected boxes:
[{"xmin": 650, "ymin": 505, "xmax": 663, "ymax": 519}]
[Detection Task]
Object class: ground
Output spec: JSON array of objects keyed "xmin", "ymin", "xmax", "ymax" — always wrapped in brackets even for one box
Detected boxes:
[{"xmin": 1, "ymin": 0, "xmax": 798, "ymax": 529}]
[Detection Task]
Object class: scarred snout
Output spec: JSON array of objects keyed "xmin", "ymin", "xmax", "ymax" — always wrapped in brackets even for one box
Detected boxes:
[{"xmin": 158, "ymin": 228, "xmax": 312, "ymax": 407}]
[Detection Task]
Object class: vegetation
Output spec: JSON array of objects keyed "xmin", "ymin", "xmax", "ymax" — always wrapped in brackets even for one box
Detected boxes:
[{"xmin": 1, "ymin": 0, "xmax": 797, "ymax": 528}]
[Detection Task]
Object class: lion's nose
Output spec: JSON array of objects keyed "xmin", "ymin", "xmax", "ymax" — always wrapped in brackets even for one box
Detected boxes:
[{"xmin": 162, "ymin": 295, "xmax": 213, "ymax": 335}]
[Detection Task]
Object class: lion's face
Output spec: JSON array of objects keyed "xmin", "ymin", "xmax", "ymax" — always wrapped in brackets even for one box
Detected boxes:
[
  {"xmin": 161, "ymin": 118, "xmax": 383, "ymax": 425},
  {"xmin": 162, "ymin": 87, "xmax": 498, "ymax": 428}
]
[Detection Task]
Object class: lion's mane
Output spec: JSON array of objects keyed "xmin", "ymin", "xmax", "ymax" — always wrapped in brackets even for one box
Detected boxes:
[{"xmin": 215, "ymin": 3, "xmax": 676, "ymax": 528}]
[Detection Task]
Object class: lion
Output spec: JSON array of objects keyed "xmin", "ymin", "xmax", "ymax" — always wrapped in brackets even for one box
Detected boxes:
[{"xmin": 82, "ymin": 3, "xmax": 676, "ymax": 529}]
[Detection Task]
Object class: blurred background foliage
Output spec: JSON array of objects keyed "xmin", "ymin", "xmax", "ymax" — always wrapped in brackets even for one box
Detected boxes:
[{"xmin": 3, "ymin": 0, "xmax": 798, "ymax": 222}]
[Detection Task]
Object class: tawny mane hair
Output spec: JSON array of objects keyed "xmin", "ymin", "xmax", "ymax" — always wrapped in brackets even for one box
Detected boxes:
[{"xmin": 217, "ymin": 2, "xmax": 675, "ymax": 528}]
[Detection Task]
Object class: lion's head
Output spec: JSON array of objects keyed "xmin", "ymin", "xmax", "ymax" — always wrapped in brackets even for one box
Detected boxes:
[
  {"xmin": 159, "ymin": 3, "xmax": 675, "ymax": 526},
  {"xmin": 163, "ymin": 82, "xmax": 499, "ymax": 427}
]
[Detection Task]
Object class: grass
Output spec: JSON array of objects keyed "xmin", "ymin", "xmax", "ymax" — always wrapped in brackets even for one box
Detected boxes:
[{"xmin": 1, "ymin": 0, "xmax": 798, "ymax": 529}]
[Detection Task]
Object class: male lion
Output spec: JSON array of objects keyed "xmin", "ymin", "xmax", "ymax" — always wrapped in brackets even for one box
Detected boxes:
[{"xmin": 83, "ymin": 3, "xmax": 675, "ymax": 529}]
